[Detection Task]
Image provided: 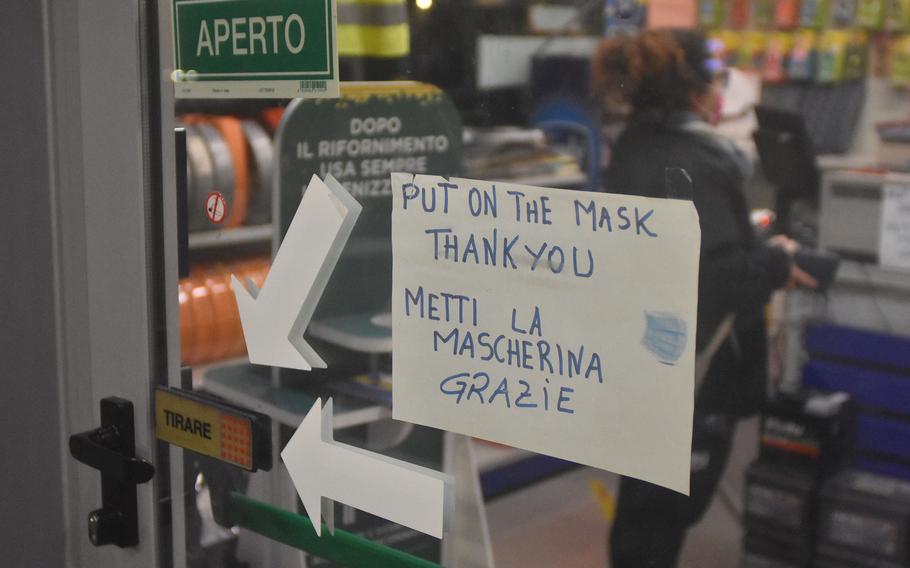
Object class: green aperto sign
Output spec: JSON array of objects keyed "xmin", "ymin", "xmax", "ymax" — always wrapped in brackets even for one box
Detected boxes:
[{"xmin": 172, "ymin": 0, "xmax": 338, "ymax": 99}]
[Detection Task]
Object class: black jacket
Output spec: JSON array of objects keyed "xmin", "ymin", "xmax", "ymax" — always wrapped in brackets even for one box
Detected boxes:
[{"xmin": 605, "ymin": 113, "xmax": 790, "ymax": 414}]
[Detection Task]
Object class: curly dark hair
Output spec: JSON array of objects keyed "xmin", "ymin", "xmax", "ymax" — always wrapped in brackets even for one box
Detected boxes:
[{"xmin": 592, "ymin": 29, "xmax": 713, "ymax": 117}]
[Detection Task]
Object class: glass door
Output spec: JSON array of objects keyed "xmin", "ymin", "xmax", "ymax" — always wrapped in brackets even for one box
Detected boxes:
[{"xmin": 61, "ymin": 2, "xmax": 631, "ymax": 567}]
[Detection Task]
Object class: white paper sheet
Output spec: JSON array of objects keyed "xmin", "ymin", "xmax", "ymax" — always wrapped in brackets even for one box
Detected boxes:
[
  {"xmin": 391, "ymin": 173, "xmax": 701, "ymax": 494},
  {"xmin": 880, "ymin": 184, "xmax": 910, "ymax": 272}
]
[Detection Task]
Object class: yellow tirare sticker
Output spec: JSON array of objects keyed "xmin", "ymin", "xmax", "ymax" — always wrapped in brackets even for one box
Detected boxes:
[{"xmin": 155, "ymin": 388, "xmax": 255, "ymax": 470}]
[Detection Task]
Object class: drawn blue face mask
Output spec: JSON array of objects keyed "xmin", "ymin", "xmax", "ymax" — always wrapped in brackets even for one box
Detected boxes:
[{"xmin": 642, "ymin": 312, "xmax": 688, "ymax": 365}]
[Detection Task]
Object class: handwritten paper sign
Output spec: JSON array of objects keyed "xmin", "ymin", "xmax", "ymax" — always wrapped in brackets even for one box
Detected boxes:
[
  {"xmin": 880, "ymin": 184, "xmax": 910, "ymax": 272},
  {"xmin": 392, "ymin": 174, "xmax": 701, "ymax": 494}
]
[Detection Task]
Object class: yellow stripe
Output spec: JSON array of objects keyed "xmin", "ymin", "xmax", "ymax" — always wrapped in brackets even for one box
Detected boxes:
[
  {"xmin": 338, "ymin": 0, "xmax": 404, "ymax": 5},
  {"xmin": 340, "ymin": 81, "xmax": 441, "ymax": 99},
  {"xmin": 338, "ymin": 23, "xmax": 410, "ymax": 58}
]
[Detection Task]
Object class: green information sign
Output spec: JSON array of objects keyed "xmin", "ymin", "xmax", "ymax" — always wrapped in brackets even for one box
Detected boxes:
[
  {"xmin": 172, "ymin": 0, "xmax": 338, "ymax": 99},
  {"xmin": 276, "ymin": 82, "xmax": 463, "ymax": 322}
]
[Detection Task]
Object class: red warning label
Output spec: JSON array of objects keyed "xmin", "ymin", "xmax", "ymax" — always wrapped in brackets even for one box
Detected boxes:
[{"xmin": 205, "ymin": 191, "xmax": 227, "ymax": 224}]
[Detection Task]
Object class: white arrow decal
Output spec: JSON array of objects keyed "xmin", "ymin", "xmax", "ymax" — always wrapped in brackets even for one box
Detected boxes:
[
  {"xmin": 232, "ymin": 175, "xmax": 361, "ymax": 370},
  {"xmin": 282, "ymin": 398, "xmax": 449, "ymax": 538}
]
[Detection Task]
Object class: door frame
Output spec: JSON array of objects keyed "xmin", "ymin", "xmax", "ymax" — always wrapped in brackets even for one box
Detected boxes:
[{"xmin": 46, "ymin": 0, "xmax": 180, "ymax": 565}]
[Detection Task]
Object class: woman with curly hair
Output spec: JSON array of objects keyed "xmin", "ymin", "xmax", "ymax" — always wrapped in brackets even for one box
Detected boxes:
[{"xmin": 594, "ymin": 29, "xmax": 815, "ymax": 567}]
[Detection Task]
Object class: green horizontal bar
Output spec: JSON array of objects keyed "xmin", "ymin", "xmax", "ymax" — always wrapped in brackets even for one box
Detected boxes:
[{"xmin": 228, "ymin": 492, "xmax": 443, "ymax": 568}]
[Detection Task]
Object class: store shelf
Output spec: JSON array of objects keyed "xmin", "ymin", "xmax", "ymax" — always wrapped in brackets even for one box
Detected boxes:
[
  {"xmin": 493, "ymin": 172, "xmax": 588, "ymax": 189},
  {"xmin": 184, "ymin": 175, "xmax": 586, "ymax": 256},
  {"xmin": 199, "ymin": 362, "xmax": 390, "ymax": 429},
  {"xmin": 476, "ymin": 35, "xmax": 599, "ymax": 89},
  {"xmin": 188, "ymin": 224, "xmax": 272, "ymax": 251},
  {"xmin": 308, "ymin": 313, "xmax": 393, "ymax": 354},
  {"xmin": 817, "ymin": 154, "xmax": 878, "ymax": 171},
  {"xmin": 835, "ymin": 260, "xmax": 910, "ymax": 294}
]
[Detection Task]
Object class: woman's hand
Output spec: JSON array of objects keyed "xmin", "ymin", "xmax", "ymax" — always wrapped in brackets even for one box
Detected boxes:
[
  {"xmin": 786, "ymin": 264, "xmax": 818, "ymax": 290},
  {"xmin": 768, "ymin": 234, "xmax": 819, "ymax": 290},
  {"xmin": 768, "ymin": 234, "xmax": 799, "ymax": 255}
]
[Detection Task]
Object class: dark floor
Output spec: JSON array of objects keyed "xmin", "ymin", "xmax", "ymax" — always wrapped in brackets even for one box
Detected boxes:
[{"xmin": 487, "ymin": 417, "xmax": 760, "ymax": 568}]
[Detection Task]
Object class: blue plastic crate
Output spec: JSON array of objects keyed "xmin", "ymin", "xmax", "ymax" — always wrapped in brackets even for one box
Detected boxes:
[
  {"xmin": 855, "ymin": 414, "xmax": 910, "ymax": 462},
  {"xmin": 804, "ymin": 361, "xmax": 910, "ymax": 416},
  {"xmin": 805, "ymin": 325, "xmax": 910, "ymax": 373},
  {"xmin": 853, "ymin": 455, "xmax": 910, "ymax": 482}
]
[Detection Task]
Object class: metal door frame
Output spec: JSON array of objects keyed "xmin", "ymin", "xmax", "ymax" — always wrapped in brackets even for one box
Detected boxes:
[{"xmin": 44, "ymin": 0, "xmax": 180, "ymax": 565}]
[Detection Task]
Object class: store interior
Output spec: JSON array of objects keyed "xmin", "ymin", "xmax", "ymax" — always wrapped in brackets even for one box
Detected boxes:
[
  {"xmin": 163, "ymin": 2, "xmax": 910, "ymax": 567},
  {"xmin": 7, "ymin": 0, "xmax": 910, "ymax": 567}
]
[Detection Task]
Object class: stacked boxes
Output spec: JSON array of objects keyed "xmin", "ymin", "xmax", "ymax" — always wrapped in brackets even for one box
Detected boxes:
[
  {"xmin": 816, "ymin": 470, "xmax": 910, "ymax": 567},
  {"xmin": 743, "ymin": 462, "xmax": 816, "ymax": 567},
  {"xmin": 741, "ymin": 390, "xmax": 853, "ymax": 567}
]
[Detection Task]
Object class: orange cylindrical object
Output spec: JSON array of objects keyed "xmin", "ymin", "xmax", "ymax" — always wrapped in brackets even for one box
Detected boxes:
[{"xmin": 178, "ymin": 256, "xmax": 271, "ymax": 365}]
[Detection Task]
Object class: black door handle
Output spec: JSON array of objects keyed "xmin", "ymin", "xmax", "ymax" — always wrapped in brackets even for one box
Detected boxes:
[
  {"xmin": 69, "ymin": 428, "xmax": 155, "ymax": 485},
  {"xmin": 69, "ymin": 397, "xmax": 154, "ymax": 547}
]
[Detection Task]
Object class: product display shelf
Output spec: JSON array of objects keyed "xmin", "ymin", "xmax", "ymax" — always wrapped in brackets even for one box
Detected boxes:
[
  {"xmin": 196, "ymin": 360, "xmax": 391, "ymax": 430},
  {"xmin": 496, "ymin": 172, "xmax": 588, "ymax": 189},
  {"xmin": 308, "ymin": 313, "xmax": 393, "ymax": 354},
  {"xmin": 188, "ymin": 224, "xmax": 272, "ymax": 251},
  {"xmin": 833, "ymin": 260, "xmax": 910, "ymax": 294}
]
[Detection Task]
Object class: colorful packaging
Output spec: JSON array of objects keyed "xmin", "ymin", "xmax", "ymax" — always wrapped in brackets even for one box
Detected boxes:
[
  {"xmin": 870, "ymin": 33, "xmax": 893, "ymax": 76},
  {"xmin": 738, "ymin": 31, "xmax": 768, "ymax": 69},
  {"xmin": 831, "ymin": 0, "xmax": 858, "ymax": 23},
  {"xmin": 844, "ymin": 31, "xmax": 870, "ymax": 79},
  {"xmin": 764, "ymin": 32, "xmax": 794, "ymax": 81},
  {"xmin": 775, "ymin": 0, "xmax": 802, "ymax": 28},
  {"xmin": 890, "ymin": 35, "xmax": 910, "ymax": 84},
  {"xmin": 789, "ymin": 29, "xmax": 819, "ymax": 79},
  {"xmin": 887, "ymin": 0, "xmax": 910, "ymax": 30},
  {"xmin": 817, "ymin": 30, "xmax": 850, "ymax": 81},
  {"xmin": 856, "ymin": 0, "xmax": 886, "ymax": 27},
  {"xmin": 754, "ymin": 0, "xmax": 775, "ymax": 26},
  {"xmin": 802, "ymin": 0, "xmax": 832, "ymax": 27},
  {"xmin": 730, "ymin": 0, "xmax": 753, "ymax": 27},
  {"xmin": 699, "ymin": 0, "xmax": 727, "ymax": 27}
]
